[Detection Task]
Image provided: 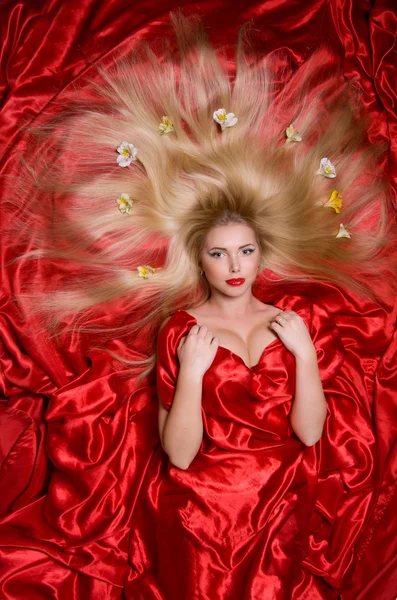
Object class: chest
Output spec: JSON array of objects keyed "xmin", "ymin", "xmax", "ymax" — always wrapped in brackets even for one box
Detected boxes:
[{"xmin": 202, "ymin": 316, "xmax": 279, "ymax": 369}]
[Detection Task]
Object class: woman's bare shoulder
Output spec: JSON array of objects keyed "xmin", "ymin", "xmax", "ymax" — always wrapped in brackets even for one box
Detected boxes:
[{"xmin": 257, "ymin": 301, "xmax": 281, "ymax": 317}]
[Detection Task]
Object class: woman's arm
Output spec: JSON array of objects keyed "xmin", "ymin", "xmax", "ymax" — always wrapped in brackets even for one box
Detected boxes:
[
  {"xmin": 158, "ymin": 322, "xmax": 219, "ymax": 469},
  {"xmin": 270, "ymin": 309, "xmax": 327, "ymax": 446},
  {"xmin": 160, "ymin": 368, "xmax": 204, "ymax": 470},
  {"xmin": 290, "ymin": 352, "xmax": 327, "ymax": 446}
]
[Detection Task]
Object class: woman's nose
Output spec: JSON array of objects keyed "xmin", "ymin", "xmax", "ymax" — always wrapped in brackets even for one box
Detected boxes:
[{"xmin": 229, "ymin": 258, "xmax": 240, "ymax": 273}]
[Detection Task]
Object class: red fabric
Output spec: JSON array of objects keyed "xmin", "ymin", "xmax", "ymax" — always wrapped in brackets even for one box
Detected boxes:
[
  {"xmin": 1, "ymin": 1, "xmax": 397, "ymax": 599},
  {"xmin": 147, "ymin": 296, "xmax": 346, "ymax": 599}
]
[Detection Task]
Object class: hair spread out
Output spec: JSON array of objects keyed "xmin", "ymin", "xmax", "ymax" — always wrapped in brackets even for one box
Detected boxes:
[{"xmin": 3, "ymin": 12, "xmax": 396, "ymax": 381}]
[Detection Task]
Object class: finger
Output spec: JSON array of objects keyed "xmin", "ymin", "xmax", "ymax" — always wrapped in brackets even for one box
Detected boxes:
[
  {"xmin": 188, "ymin": 325, "xmax": 200, "ymax": 335},
  {"xmin": 210, "ymin": 336, "xmax": 220, "ymax": 346},
  {"xmin": 269, "ymin": 321, "xmax": 282, "ymax": 332},
  {"xmin": 276, "ymin": 311, "xmax": 289, "ymax": 320},
  {"xmin": 177, "ymin": 336, "xmax": 187, "ymax": 350},
  {"xmin": 205, "ymin": 330, "xmax": 213, "ymax": 342},
  {"xmin": 284, "ymin": 311, "xmax": 300, "ymax": 321},
  {"xmin": 197, "ymin": 325, "xmax": 208, "ymax": 338},
  {"xmin": 273, "ymin": 315, "xmax": 286, "ymax": 326}
]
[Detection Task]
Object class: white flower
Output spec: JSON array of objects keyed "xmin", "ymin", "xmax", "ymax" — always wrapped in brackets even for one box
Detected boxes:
[
  {"xmin": 158, "ymin": 116, "xmax": 174, "ymax": 135},
  {"xmin": 316, "ymin": 157, "xmax": 336, "ymax": 178},
  {"xmin": 116, "ymin": 142, "xmax": 138, "ymax": 167},
  {"xmin": 336, "ymin": 223, "xmax": 351, "ymax": 239},
  {"xmin": 213, "ymin": 108, "xmax": 238, "ymax": 131},
  {"xmin": 137, "ymin": 265, "xmax": 156, "ymax": 279},
  {"xmin": 285, "ymin": 124, "xmax": 302, "ymax": 143},
  {"xmin": 116, "ymin": 193, "xmax": 135, "ymax": 214}
]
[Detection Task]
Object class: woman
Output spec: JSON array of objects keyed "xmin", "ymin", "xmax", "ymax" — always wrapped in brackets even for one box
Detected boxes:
[
  {"xmin": 135, "ymin": 218, "xmax": 338, "ymax": 598},
  {"xmin": 159, "ymin": 220, "xmax": 328, "ymax": 471},
  {"xmin": 0, "ymin": 10, "xmax": 395, "ymax": 600}
]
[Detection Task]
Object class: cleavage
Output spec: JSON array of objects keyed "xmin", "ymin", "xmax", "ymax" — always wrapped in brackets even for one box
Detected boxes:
[{"xmin": 210, "ymin": 324, "xmax": 278, "ymax": 368}]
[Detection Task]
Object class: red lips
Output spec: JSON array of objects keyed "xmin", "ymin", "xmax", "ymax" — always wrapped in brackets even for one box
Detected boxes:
[{"xmin": 225, "ymin": 278, "xmax": 246, "ymax": 286}]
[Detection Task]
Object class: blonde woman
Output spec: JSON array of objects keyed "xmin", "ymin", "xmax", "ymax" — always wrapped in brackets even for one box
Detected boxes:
[
  {"xmin": 1, "ymin": 11, "xmax": 395, "ymax": 600},
  {"xmin": 147, "ymin": 218, "xmax": 339, "ymax": 597},
  {"xmin": 159, "ymin": 220, "xmax": 328, "ymax": 469}
]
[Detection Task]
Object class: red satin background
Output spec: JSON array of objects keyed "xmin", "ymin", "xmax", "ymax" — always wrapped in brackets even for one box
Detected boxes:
[{"xmin": 1, "ymin": 1, "xmax": 397, "ymax": 599}]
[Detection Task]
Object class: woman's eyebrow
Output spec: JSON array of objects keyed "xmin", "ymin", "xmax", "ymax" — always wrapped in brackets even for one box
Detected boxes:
[{"xmin": 208, "ymin": 243, "xmax": 255, "ymax": 251}]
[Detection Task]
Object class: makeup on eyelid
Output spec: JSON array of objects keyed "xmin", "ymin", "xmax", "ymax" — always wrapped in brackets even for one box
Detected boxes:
[
  {"xmin": 200, "ymin": 225, "xmax": 261, "ymax": 295},
  {"xmin": 208, "ymin": 245, "xmax": 256, "ymax": 258}
]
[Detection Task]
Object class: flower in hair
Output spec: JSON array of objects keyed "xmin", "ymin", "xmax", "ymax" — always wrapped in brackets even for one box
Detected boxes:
[
  {"xmin": 137, "ymin": 265, "xmax": 156, "ymax": 279},
  {"xmin": 213, "ymin": 109, "xmax": 238, "ymax": 131},
  {"xmin": 316, "ymin": 157, "xmax": 336, "ymax": 178},
  {"xmin": 116, "ymin": 142, "xmax": 138, "ymax": 167},
  {"xmin": 336, "ymin": 223, "xmax": 351, "ymax": 239},
  {"xmin": 324, "ymin": 190, "xmax": 342, "ymax": 214},
  {"xmin": 158, "ymin": 116, "xmax": 174, "ymax": 135},
  {"xmin": 116, "ymin": 193, "xmax": 135, "ymax": 214},
  {"xmin": 285, "ymin": 124, "xmax": 302, "ymax": 143}
]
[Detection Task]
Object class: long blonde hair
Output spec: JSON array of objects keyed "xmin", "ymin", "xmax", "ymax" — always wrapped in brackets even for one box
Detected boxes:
[{"xmin": 3, "ymin": 12, "xmax": 395, "ymax": 381}]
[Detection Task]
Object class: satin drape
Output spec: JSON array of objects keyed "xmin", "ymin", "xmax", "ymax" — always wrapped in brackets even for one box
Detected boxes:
[{"xmin": 1, "ymin": 1, "xmax": 396, "ymax": 598}]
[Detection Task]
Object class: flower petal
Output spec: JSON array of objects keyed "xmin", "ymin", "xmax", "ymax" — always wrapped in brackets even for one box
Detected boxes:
[
  {"xmin": 116, "ymin": 193, "xmax": 135, "ymax": 214},
  {"xmin": 158, "ymin": 116, "xmax": 174, "ymax": 135},
  {"xmin": 117, "ymin": 155, "xmax": 132, "ymax": 167},
  {"xmin": 285, "ymin": 124, "xmax": 302, "ymax": 142},
  {"xmin": 116, "ymin": 142, "xmax": 138, "ymax": 166},
  {"xmin": 317, "ymin": 157, "xmax": 336, "ymax": 178},
  {"xmin": 137, "ymin": 265, "xmax": 156, "ymax": 279},
  {"xmin": 213, "ymin": 109, "xmax": 227, "ymax": 125},
  {"xmin": 213, "ymin": 109, "xmax": 238, "ymax": 130},
  {"xmin": 324, "ymin": 190, "xmax": 343, "ymax": 214},
  {"xmin": 226, "ymin": 115, "xmax": 238, "ymax": 127},
  {"xmin": 336, "ymin": 223, "xmax": 351, "ymax": 239}
]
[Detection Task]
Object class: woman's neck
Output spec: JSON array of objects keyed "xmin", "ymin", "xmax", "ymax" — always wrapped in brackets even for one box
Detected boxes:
[{"xmin": 204, "ymin": 290, "xmax": 260, "ymax": 319}]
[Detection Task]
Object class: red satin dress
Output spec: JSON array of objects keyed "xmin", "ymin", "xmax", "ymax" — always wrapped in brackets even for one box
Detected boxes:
[{"xmin": 126, "ymin": 294, "xmax": 347, "ymax": 600}]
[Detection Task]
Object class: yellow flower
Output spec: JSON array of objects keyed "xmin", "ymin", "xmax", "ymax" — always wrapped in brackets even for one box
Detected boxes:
[
  {"xmin": 116, "ymin": 193, "xmax": 135, "ymax": 214},
  {"xmin": 336, "ymin": 223, "xmax": 351, "ymax": 239},
  {"xmin": 158, "ymin": 116, "xmax": 174, "ymax": 135},
  {"xmin": 324, "ymin": 190, "xmax": 343, "ymax": 214},
  {"xmin": 285, "ymin": 124, "xmax": 302, "ymax": 143},
  {"xmin": 137, "ymin": 265, "xmax": 156, "ymax": 279}
]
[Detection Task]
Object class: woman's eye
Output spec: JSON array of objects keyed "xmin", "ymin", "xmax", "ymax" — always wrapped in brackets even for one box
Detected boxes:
[{"xmin": 209, "ymin": 248, "xmax": 254, "ymax": 258}]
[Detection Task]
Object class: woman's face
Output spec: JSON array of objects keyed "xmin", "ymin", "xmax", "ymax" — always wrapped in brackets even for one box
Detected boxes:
[{"xmin": 200, "ymin": 223, "xmax": 261, "ymax": 295}]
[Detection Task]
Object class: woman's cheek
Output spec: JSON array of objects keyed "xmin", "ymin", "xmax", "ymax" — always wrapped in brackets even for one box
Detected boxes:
[{"xmin": 207, "ymin": 265, "xmax": 222, "ymax": 280}]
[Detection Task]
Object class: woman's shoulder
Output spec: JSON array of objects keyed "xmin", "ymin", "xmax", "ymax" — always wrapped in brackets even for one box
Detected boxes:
[
  {"xmin": 266, "ymin": 293, "xmax": 332, "ymax": 320},
  {"xmin": 158, "ymin": 295, "xmax": 336, "ymax": 332},
  {"xmin": 270, "ymin": 292, "xmax": 345, "ymax": 381},
  {"xmin": 159, "ymin": 297, "xmax": 321, "ymax": 327},
  {"xmin": 158, "ymin": 310, "xmax": 195, "ymax": 343},
  {"xmin": 260, "ymin": 292, "xmax": 340, "ymax": 341},
  {"xmin": 157, "ymin": 310, "xmax": 196, "ymax": 364},
  {"xmin": 159, "ymin": 310, "xmax": 194, "ymax": 329}
]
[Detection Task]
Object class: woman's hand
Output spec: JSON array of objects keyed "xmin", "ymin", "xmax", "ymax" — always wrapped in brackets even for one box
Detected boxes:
[
  {"xmin": 177, "ymin": 324, "xmax": 219, "ymax": 379},
  {"xmin": 270, "ymin": 310, "xmax": 316, "ymax": 361}
]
